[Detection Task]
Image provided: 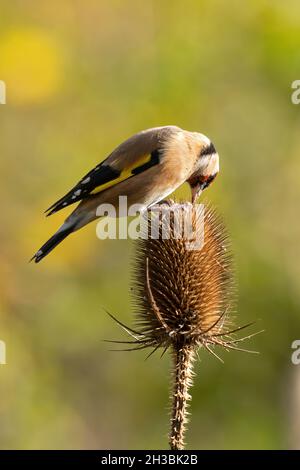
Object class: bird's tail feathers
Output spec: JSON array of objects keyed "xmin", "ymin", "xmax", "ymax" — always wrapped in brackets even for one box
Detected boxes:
[{"xmin": 31, "ymin": 221, "xmax": 76, "ymax": 263}]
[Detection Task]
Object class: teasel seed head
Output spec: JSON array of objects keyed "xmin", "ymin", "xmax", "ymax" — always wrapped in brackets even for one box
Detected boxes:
[
  {"xmin": 108, "ymin": 201, "xmax": 259, "ymax": 450},
  {"xmin": 131, "ymin": 202, "xmax": 237, "ymax": 354}
]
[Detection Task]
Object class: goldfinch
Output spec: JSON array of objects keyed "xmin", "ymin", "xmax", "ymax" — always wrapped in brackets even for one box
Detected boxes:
[{"xmin": 32, "ymin": 126, "xmax": 219, "ymax": 262}]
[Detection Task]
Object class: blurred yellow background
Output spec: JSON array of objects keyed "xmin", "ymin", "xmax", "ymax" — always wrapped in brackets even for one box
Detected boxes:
[{"xmin": 1, "ymin": 0, "xmax": 300, "ymax": 449}]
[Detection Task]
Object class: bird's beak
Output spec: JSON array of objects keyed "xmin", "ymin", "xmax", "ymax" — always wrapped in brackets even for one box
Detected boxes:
[{"xmin": 191, "ymin": 185, "xmax": 203, "ymax": 204}]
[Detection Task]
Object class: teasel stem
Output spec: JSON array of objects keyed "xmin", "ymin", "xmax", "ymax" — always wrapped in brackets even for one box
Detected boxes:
[{"xmin": 169, "ymin": 343, "xmax": 196, "ymax": 450}]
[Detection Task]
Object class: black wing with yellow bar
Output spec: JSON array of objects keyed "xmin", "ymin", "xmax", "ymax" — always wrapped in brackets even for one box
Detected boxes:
[{"xmin": 45, "ymin": 150, "xmax": 160, "ymax": 216}]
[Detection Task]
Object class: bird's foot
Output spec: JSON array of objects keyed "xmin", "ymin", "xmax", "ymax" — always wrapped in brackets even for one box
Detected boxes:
[
  {"xmin": 150, "ymin": 199, "xmax": 175, "ymax": 213},
  {"xmin": 158, "ymin": 198, "xmax": 175, "ymax": 207}
]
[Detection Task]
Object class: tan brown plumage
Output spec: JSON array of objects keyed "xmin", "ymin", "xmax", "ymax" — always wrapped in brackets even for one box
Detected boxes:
[{"xmin": 32, "ymin": 126, "xmax": 219, "ymax": 262}]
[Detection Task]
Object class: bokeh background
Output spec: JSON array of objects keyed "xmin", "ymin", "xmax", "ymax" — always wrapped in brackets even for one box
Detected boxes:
[{"xmin": 0, "ymin": 0, "xmax": 300, "ymax": 450}]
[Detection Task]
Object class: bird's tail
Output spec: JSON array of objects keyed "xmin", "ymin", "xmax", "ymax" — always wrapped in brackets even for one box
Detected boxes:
[{"xmin": 31, "ymin": 222, "xmax": 76, "ymax": 263}]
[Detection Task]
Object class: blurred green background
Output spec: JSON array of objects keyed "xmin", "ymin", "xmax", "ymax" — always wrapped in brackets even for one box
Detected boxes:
[{"xmin": 1, "ymin": 0, "xmax": 300, "ymax": 450}]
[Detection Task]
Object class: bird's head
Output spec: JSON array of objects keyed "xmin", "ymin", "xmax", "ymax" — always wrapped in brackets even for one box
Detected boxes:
[{"xmin": 187, "ymin": 133, "xmax": 219, "ymax": 203}]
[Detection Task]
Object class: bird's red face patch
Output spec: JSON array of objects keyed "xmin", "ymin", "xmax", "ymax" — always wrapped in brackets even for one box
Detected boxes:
[
  {"xmin": 199, "ymin": 172, "xmax": 218, "ymax": 190},
  {"xmin": 189, "ymin": 172, "xmax": 218, "ymax": 191}
]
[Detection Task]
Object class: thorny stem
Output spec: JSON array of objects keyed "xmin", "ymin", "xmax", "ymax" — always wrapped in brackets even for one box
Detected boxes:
[{"xmin": 169, "ymin": 344, "xmax": 196, "ymax": 450}]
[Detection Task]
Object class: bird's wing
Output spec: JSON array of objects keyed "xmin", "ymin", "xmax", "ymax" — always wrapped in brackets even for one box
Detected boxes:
[{"xmin": 45, "ymin": 126, "xmax": 179, "ymax": 216}]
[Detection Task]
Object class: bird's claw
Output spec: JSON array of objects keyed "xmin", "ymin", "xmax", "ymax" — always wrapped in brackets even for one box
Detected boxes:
[{"xmin": 158, "ymin": 198, "xmax": 175, "ymax": 207}]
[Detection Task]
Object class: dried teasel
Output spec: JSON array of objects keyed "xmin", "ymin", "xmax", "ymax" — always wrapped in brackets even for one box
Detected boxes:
[{"xmin": 108, "ymin": 202, "xmax": 259, "ymax": 450}]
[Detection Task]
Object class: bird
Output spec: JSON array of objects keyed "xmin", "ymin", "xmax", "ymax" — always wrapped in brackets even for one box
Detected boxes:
[{"xmin": 32, "ymin": 125, "xmax": 219, "ymax": 263}]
